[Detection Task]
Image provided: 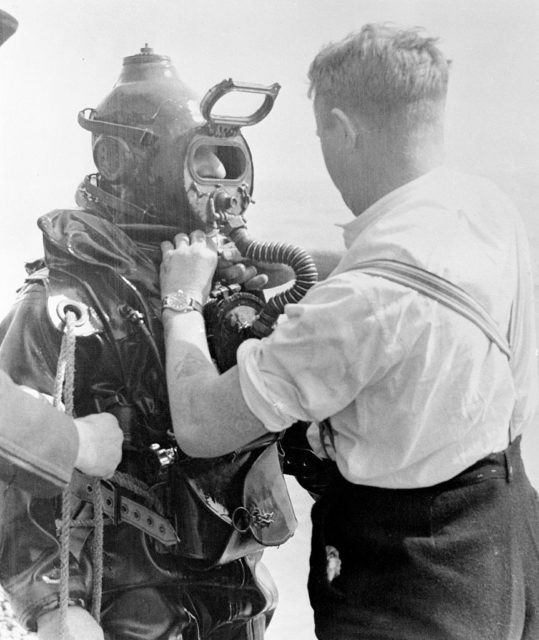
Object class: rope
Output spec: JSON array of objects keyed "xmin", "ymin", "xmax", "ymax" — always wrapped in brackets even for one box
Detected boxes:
[
  {"xmin": 54, "ymin": 310, "xmax": 76, "ymax": 640},
  {"xmin": 90, "ymin": 480, "xmax": 104, "ymax": 619},
  {"xmin": 53, "ymin": 310, "xmax": 105, "ymax": 638},
  {"xmin": 58, "ymin": 488, "xmax": 72, "ymax": 640}
]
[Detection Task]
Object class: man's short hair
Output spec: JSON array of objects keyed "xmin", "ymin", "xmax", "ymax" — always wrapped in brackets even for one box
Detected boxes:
[{"xmin": 308, "ymin": 23, "xmax": 450, "ymax": 131}]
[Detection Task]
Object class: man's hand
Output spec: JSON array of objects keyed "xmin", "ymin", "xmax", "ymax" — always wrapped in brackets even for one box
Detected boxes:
[
  {"xmin": 216, "ymin": 242, "xmax": 268, "ymax": 291},
  {"xmin": 37, "ymin": 606, "xmax": 104, "ymax": 640},
  {"xmin": 160, "ymin": 230, "xmax": 218, "ymax": 301},
  {"xmin": 74, "ymin": 413, "xmax": 123, "ymax": 478}
]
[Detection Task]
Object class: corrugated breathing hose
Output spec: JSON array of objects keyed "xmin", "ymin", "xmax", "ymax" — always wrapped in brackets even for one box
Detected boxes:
[{"xmin": 229, "ymin": 227, "xmax": 318, "ymax": 337}]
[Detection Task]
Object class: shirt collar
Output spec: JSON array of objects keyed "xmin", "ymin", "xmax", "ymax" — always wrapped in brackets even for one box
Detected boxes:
[{"xmin": 338, "ymin": 166, "xmax": 451, "ymax": 249}]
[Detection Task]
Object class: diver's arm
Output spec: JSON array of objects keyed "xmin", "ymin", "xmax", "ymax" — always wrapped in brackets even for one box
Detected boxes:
[{"xmin": 163, "ymin": 308, "xmax": 268, "ymax": 458}]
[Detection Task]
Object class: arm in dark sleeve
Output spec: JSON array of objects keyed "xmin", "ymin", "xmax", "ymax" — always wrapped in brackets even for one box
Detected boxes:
[{"xmin": 0, "ymin": 369, "xmax": 79, "ymax": 497}]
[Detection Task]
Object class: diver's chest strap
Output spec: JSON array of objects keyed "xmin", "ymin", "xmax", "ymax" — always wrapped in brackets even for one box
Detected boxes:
[{"xmin": 355, "ymin": 259, "xmax": 511, "ymax": 359}]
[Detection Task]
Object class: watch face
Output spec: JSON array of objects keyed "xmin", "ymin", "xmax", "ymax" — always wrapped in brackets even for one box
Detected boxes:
[
  {"xmin": 173, "ymin": 290, "xmax": 189, "ymax": 308},
  {"xmin": 163, "ymin": 290, "xmax": 192, "ymax": 312},
  {"xmin": 162, "ymin": 290, "xmax": 203, "ymax": 314}
]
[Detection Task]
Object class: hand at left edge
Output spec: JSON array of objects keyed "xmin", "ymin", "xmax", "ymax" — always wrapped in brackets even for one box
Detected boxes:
[{"xmin": 37, "ymin": 606, "xmax": 105, "ymax": 640}]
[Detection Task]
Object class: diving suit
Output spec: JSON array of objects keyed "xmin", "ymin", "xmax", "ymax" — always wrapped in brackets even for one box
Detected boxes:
[{"xmin": 0, "ymin": 46, "xmax": 294, "ymax": 640}]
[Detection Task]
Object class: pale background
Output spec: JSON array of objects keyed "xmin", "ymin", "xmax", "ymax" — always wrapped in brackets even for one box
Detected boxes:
[{"xmin": 1, "ymin": 1, "xmax": 539, "ymax": 638}]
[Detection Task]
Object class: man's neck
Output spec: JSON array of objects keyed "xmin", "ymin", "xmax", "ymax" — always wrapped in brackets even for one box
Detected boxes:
[{"xmin": 349, "ymin": 146, "xmax": 444, "ymax": 216}]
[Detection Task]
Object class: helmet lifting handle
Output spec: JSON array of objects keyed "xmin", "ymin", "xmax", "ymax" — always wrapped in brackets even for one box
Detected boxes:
[{"xmin": 200, "ymin": 79, "xmax": 281, "ymax": 128}]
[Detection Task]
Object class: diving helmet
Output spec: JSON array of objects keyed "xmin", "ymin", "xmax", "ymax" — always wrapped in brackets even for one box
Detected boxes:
[{"xmin": 78, "ymin": 45, "xmax": 280, "ymax": 231}]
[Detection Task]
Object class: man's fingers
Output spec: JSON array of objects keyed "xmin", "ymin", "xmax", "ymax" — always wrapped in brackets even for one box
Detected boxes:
[
  {"xmin": 218, "ymin": 262, "xmax": 268, "ymax": 290},
  {"xmin": 241, "ymin": 265, "xmax": 258, "ymax": 283},
  {"xmin": 190, "ymin": 230, "xmax": 206, "ymax": 244},
  {"xmin": 174, "ymin": 233, "xmax": 189, "ymax": 247},
  {"xmin": 160, "ymin": 240, "xmax": 174, "ymax": 256},
  {"xmin": 223, "ymin": 263, "xmax": 247, "ymax": 283},
  {"xmin": 206, "ymin": 233, "xmax": 220, "ymax": 253},
  {"xmin": 220, "ymin": 243, "xmax": 242, "ymax": 262},
  {"xmin": 244, "ymin": 273, "xmax": 269, "ymax": 291}
]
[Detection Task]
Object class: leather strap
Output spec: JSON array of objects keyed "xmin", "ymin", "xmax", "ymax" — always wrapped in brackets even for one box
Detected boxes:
[
  {"xmin": 355, "ymin": 259, "xmax": 511, "ymax": 359},
  {"xmin": 71, "ymin": 473, "xmax": 179, "ymax": 547},
  {"xmin": 78, "ymin": 109, "xmax": 159, "ymax": 147}
]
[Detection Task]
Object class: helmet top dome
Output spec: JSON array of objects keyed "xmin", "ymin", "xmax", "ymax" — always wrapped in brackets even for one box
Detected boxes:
[{"xmin": 95, "ymin": 44, "xmax": 202, "ymax": 133}]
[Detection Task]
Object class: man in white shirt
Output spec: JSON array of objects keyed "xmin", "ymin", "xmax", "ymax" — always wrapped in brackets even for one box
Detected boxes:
[{"xmin": 159, "ymin": 23, "xmax": 539, "ymax": 640}]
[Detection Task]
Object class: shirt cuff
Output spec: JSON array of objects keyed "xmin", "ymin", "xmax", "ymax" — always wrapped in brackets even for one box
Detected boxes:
[{"xmin": 237, "ymin": 339, "xmax": 297, "ymax": 432}]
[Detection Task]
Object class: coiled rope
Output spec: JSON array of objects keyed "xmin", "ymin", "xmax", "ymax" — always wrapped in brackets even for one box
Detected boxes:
[{"xmin": 53, "ymin": 310, "xmax": 105, "ymax": 639}]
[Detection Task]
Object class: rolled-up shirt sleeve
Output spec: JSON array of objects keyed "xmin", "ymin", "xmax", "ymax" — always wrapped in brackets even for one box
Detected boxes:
[
  {"xmin": 237, "ymin": 274, "xmax": 397, "ymax": 432},
  {"xmin": 237, "ymin": 337, "xmax": 310, "ymax": 431}
]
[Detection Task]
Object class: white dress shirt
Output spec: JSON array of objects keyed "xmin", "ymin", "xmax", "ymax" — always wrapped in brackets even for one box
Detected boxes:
[{"xmin": 237, "ymin": 167, "xmax": 538, "ymax": 487}]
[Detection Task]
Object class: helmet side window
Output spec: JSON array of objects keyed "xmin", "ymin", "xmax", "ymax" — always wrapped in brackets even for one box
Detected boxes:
[{"xmin": 93, "ymin": 136, "xmax": 135, "ymax": 183}]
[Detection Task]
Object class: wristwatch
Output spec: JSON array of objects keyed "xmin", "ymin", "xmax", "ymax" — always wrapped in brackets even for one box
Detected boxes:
[{"xmin": 161, "ymin": 290, "xmax": 203, "ymax": 314}]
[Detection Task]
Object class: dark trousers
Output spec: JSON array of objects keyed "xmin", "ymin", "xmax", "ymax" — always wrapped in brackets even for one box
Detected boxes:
[{"xmin": 308, "ymin": 437, "xmax": 539, "ymax": 640}]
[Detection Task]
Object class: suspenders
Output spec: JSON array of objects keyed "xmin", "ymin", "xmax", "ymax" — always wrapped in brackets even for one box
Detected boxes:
[
  {"xmin": 354, "ymin": 259, "xmax": 512, "ymax": 359},
  {"xmin": 319, "ymin": 259, "xmax": 515, "ymax": 455}
]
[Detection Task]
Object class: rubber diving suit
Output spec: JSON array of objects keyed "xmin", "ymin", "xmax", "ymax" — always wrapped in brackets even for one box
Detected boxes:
[{"xmin": 0, "ymin": 47, "xmax": 294, "ymax": 640}]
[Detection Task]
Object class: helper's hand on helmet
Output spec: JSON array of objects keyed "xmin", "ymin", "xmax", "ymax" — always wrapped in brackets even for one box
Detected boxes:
[
  {"xmin": 160, "ymin": 230, "xmax": 218, "ymax": 303},
  {"xmin": 37, "ymin": 606, "xmax": 105, "ymax": 640},
  {"xmin": 216, "ymin": 242, "xmax": 269, "ymax": 291}
]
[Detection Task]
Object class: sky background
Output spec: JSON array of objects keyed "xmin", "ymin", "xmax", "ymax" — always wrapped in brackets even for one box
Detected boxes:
[{"xmin": 1, "ymin": 2, "xmax": 539, "ymax": 639}]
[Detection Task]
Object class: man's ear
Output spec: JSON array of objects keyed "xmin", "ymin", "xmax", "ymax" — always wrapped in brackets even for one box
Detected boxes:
[{"xmin": 331, "ymin": 108, "xmax": 358, "ymax": 150}]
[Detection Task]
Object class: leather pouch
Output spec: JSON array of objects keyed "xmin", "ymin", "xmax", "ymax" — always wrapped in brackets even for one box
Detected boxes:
[{"xmin": 171, "ymin": 441, "xmax": 297, "ymax": 567}]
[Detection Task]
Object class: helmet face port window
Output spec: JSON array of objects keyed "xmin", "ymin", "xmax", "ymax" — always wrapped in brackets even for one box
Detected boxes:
[{"xmin": 190, "ymin": 142, "xmax": 247, "ymax": 182}]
